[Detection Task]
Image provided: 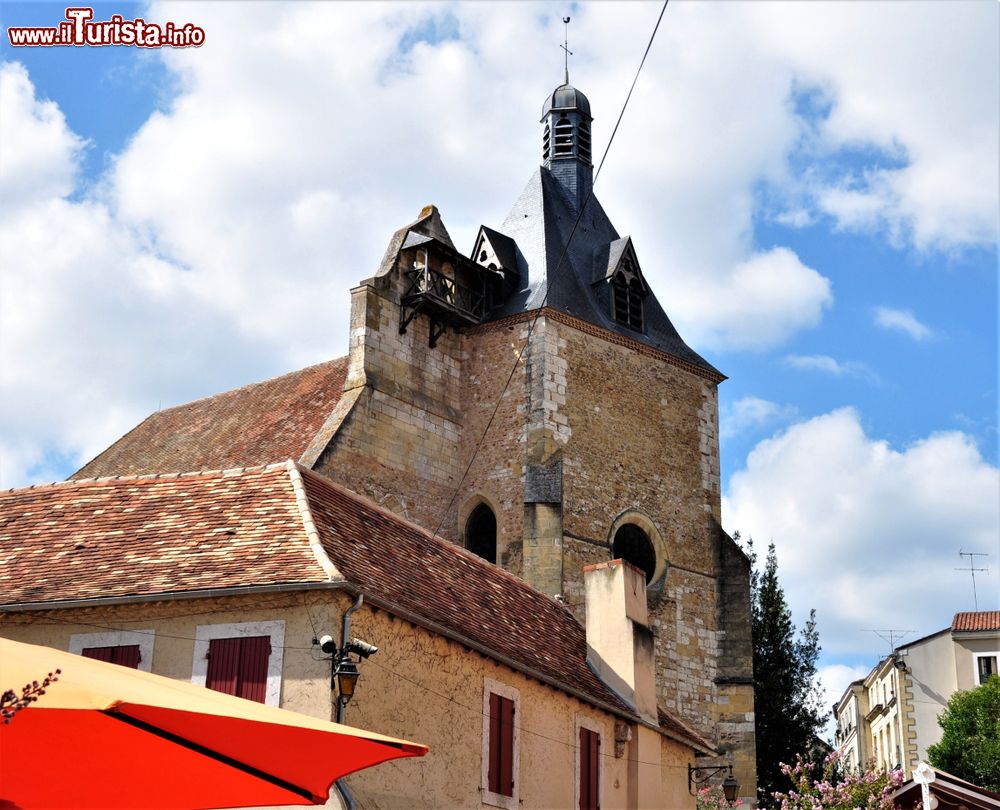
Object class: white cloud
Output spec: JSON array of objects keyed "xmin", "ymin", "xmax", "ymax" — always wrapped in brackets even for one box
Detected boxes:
[
  {"xmin": 817, "ymin": 663, "xmax": 872, "ymax": 741},
  {"xmin": 0, "ymin": 63, "xmax": 284, "ymax": 489},
  {"xmin": 0, "ymin": 63, "xmax": 85, "ymax": 214},
  {"xmin": 783, "ymin": 355, "xmax": 878, "ymax": 381},
  {"xmin": 873, "ymin": 307, "xmax": 933, "ymax": 341},
  {"xmin": 724, "ymin": 409, "xmax": 1000, "ymax": 658},
  {"xmin": 751, "ymin": 2, "xmax": 999, "ymax": 250},
  {"xmin": 721, "ymin": 397, "xmax": 797, "ymax": 440},
  {"xmin": 0, "ymin": 2, "xmax": 996, "ymax": 486}
]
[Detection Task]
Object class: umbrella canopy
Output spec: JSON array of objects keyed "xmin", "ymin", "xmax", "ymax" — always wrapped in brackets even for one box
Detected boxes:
[{"xmin": 0, "ymin": 637, "xmax": 427, "ymax": 809}]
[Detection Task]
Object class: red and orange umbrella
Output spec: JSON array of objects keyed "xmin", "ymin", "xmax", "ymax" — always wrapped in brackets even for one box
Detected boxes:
[{"xmin": 0, "ymin": 637, "xmax": 427, "ymax": 809}]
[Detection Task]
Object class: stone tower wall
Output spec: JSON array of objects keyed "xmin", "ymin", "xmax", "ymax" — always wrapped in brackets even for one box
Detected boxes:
[{"xmin": 312, "ymin": 255, "xmax": 756, "ymax": 797}]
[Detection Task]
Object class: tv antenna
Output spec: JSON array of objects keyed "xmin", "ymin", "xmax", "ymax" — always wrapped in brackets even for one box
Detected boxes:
[
  {"xmin": 956, "ymin": 550, "xmax": 989, "ymax": 611},
  {"xmin": 865, "ymin": 629, "xmax": 915, "ymax": 654},
  {"xmin": 561, "ymin": 16, "xmax": 573, "ymax": 84}
]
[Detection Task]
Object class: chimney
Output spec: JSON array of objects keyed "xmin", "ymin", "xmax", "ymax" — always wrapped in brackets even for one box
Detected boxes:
[{"xmin": 584, "ymin": 559, "xmax": 657, "ymax": 723}]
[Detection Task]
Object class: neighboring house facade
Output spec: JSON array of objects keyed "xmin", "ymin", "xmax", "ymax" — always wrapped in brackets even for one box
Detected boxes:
[
  {"xmin": 4, "ymin": 77, "xmax": 757, "ymax": 803},
  {"xmin": 0, "ymin": 464, "xmax": 715, "ymax": 808},
  {"xmin": 833, "ymin": 611, "xmax": 1000, "ymax": 779},
  {"xmin": 833, "ymin": 679, "xmax": 869, "ymax": 774}
]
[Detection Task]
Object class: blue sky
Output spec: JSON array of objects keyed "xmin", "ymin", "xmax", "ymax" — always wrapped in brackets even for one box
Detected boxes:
[{"xmin": 1, "ymin": 1, "xmax": 997, "ymax": 720}]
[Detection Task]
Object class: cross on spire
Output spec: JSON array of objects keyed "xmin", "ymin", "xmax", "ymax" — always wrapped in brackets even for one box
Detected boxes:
[{"xmin": 560, "ymin": 16, "xmax": 573, "ymax": 85}]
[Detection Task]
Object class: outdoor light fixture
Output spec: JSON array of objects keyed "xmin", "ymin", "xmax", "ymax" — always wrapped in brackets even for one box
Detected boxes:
[
  {"xmin": 688, "ymin": 763, "xmax": 740, "ymax": 803},
  {"xmin": 335, "ymin": 658, "xmax": 360, "ymax": 706},
  {"xmin": 327, "ymin": 636, "xmax": 378, "ymax": 710}
]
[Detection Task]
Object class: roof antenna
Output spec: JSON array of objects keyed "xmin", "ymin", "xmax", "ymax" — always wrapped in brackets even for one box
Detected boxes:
[
  {"xmin": 956, "ymin": 549, "xmax": 989, "ymax": 611},
  {"xmin": 560, "ymin": 16, "xmax": 572, "ymax": 85}
]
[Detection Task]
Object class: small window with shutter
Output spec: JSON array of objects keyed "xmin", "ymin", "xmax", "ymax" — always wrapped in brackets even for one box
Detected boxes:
[
  {"xmin": 192, "ymin": 620, "xmax": 285, "ymax": 707},
  {"xmin": 482, "ymin": 678, "xmax": 519, "ymax": 809},
  {"xmin": 81, "ymin": 644, "xmax": 142, "ymax": 669},
  {"xmin": 70, "ymin": 630, "xmax": 154, "ymax": 672},
  {"xmin": 578, "ymin": 725, "xmax": 600, "ymax": 810},
  {"xmin": 205, "ymin": 636, "xmax": 271, "ymax": 703}
]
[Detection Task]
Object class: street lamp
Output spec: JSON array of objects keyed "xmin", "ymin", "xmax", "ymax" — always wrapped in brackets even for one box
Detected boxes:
[
  {"xmin": 688, "ymin": 763, "xmax": 740, "ymax": 803},
  {"xmin": 335, "ymin": 658, "xmax": 360, "ymax": 707}
]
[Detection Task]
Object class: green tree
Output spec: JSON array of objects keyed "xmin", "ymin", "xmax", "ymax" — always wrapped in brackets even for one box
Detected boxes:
[
  {"xmin": 738, "ymin": 534, "xmax": 825, "ymax": 806},
  {"xmin": 927, "ymin": 675, "xmax": 1000, "ymax": 791}
]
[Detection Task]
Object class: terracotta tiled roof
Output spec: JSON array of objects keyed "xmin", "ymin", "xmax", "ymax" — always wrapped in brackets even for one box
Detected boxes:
[
  {"xmin": 0, "ymin": 463, "xmax": 712, "ymax": 753},
  {"xmin": 71, "ymin": 358, "xmax": 349, "ymax": 479},
  {"xmin": 952, "ymin": 611, "xmax": 1000, "ymax": 632},
  {"xmin": 0, "ymin": 465, "xmax": 326, "ymax": 605}
]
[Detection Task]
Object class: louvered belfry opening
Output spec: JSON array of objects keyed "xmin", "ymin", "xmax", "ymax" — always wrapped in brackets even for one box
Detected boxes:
[
  {"xmin": 553, "ymin": 116, "xmax": 575, "ymax": 158},
  {"xmin": 577, "ymin": 120, "xmax": 592, "ymax": 164},
  {"xmin": 612, "ymin": 273, "xmax": 644, "ymax": 332}
]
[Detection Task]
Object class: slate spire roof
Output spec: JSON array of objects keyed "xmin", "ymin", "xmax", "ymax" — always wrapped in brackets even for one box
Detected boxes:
[{"xmin": 485, "ymin": 166, "xmax": 721, "ymax": 377}]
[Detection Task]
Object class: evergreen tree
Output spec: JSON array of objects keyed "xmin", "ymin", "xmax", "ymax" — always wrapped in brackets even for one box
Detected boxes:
[{"xmin": 738, "ymin": 534, "xmax": 825, "ymax": 806}]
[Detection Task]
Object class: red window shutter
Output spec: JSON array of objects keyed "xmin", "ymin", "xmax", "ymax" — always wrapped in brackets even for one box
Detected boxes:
[
  {"xmin": 206, "ymin": 637, "xmax": 242, "ymax": 697},
  {"xmin": 112, "ymin": 645, "xmax": 142, "ymax": 669},
  {"xmin": 488, "ymin": 693, "xmax": 502, "ymax": 794},
  {"xmin": 81, "ymin": 645, "xmax": 141, "ymax": 669},
  {"xmin": 580, "ymin": 728, "xmax": 600, "ymax": 810},
  {"xmin": 206, "ymin": 636, "xmax": 270, "ymax": 703},
  {"xmin": 499, "ymin": 695, "xmax": 515, "ymax": 797},
  {"xmin": 237, "ymin": 635, "xmax": 271, "ymax": 703},
  {"xmin": 81, "ymin": 646, "xmax": 115, "ymax": 663}
]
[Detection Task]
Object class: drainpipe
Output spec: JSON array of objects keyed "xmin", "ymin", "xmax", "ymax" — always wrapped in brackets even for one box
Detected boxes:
[
  {"xmin": 333, "ymin": 593, "xmax": 363, "ymax": 810},
  {"xmin": 337, "ymin": 593, "xmax": 363, "ymax": 724}
]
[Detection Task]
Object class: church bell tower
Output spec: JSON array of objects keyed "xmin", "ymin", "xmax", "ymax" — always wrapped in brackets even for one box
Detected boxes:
[{"xmin": 540, "ymin": 81, "xmax": 594, "ymax": 210}]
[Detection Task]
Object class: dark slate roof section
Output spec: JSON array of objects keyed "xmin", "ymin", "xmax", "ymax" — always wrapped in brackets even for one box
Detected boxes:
[
  {"xmin": 71, "ymin": 358, "xmax": 349, "ymax": 479},
  {"xmin": 486, "ymin": 167, "xmax": 722, "ymax": 377}
]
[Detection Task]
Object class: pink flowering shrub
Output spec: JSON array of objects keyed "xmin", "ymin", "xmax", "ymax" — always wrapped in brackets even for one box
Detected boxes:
[
  {"xmin": 771, "ymin": 751, "xmax": 905, "ymax": 810},
  {"xmin": 696, "ymin": 785, "xmax": 744, "ymax": 810}
]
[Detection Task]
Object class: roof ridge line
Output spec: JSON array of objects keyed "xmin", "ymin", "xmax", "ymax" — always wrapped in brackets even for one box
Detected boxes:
[
  {"xmin": 6, "ymin": 462, "xmax": 290, "ymax": 494},
  {"xmin": 285, "ymin": 461, "xmax": 344, "ymax": 583},
  {"xmin": 146, "ymin": 356, "xmax": 350, "ymax": 416},
  {"xmin": 294, "ymin": 465, "xmax": 574, "ymax": 609}
]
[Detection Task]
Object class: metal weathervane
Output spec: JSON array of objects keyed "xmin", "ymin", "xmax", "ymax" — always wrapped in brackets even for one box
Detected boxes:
[{"xmin": 561, "ymin": 16, "xmax": 572, "ymax": 84}]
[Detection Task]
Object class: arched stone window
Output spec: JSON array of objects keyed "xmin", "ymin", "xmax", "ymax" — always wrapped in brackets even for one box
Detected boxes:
[
  {"xmin": 612, "ymin": 524, "xmax": 656, "ymax": 584},
  {"xmin": 607, "ymin": 511, "xmax": 667, "ymax": 586},
  {"xmin": 465, "ymin": 503, "xmax": 497, "ymax": 564}
]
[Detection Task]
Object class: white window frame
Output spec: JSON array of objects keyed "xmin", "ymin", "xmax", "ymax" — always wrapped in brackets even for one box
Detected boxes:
[
  {"xmin": 69, "ymin": 629, "xmax": 155, "ymax": 672},
  {"xmin": 575, "ymin": 715, "xmax": 604, "ymax": 810},
  {"xmin": 972, "ymin": 651, "xmax": 1000, "ymax": 685},
  {"xmin": 192, "ymin": 620, "xmax": 285, "ymax": 707},
  {"xmin": 482, "ymin": 677, "xmax": 520, "ymax": 810}
]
